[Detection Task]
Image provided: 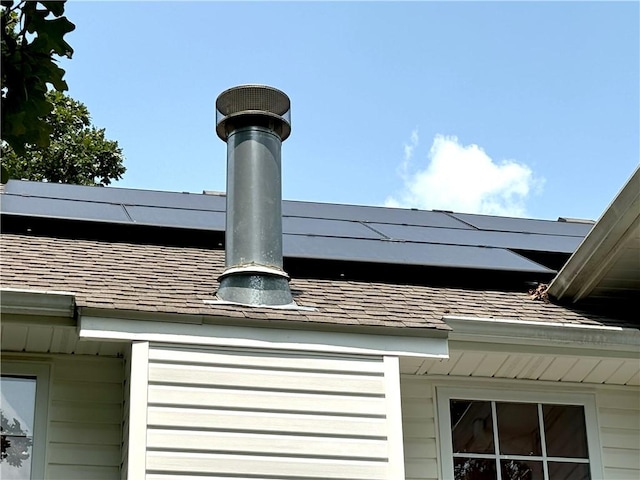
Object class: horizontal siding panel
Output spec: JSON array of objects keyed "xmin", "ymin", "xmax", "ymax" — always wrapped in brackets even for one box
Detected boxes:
[
  {"xmin": 402, "ymin": 398, "xmax": 434, "ymax": 420},
  {"xmin": 402, "ymin": 419, "xmax": 436, "ymax": 439},
  {"xmin": 49, "ymin": 400, "xmax": 122, "ymax": 424},
  {"xmin": 404, "ymin": 458, "xmax": 439, "ymax": 480},
  {"xmin": 402, "ymin": 376, "xmax": 438, "ymax": 480},
  {"xmin": 148, "ymin": 384, "xmax": 386, "ymax": 416},
  {"xmin": 51, "ymin": 380, "xmax": 124, "ymax": 403},
  {"xmin": 147, "ymin": 429, "xmax": 388, "ymax": 459},
  {"xmin": 147, "ymin": 406, "xmax": 387, "ymax": 437},
  {"xmin": 602, "ymin": 447, "xmax": 640, "ymax": 470},
  {"xmin": 403, "ymin": 438, "xmax": 437, "ymax": 459},
  {"xmin": 47, "ymin": 443, "xmax": 121, "ymax": 467},
  {"xmin": 144, "ymin": 346, "xmax": 393, "ymax": 479},
  {"xmin": 601, "ymin": 427, "xmax": 640, "ymax": 449},
  {"xmin": 148, "ymin": 362, "xmax": 384, "ymax": 394},
  {"xmin": 597, "ymin": 390, "xmax": 640, "ymax": 410},
  {"xmin": 47, "ymin": 465, "xmax": 120, "ymax": 480},
  {"xmin": 599, "ymin": 407, "xmax": 640, "ymax": 431},
  {"xmin": 400, "ymin": 377, "xmax": 433, "ymax": 398},
  {"xmin": 603, "ymin": 467, "xmax": 640, "ymax": 480},
  {"xmin": 146, "ymin": 451, "xmax": 387, "ymax": 479},
  {"xmin": 53, "ymin": 358, "xmax": 124, "ymax": 383},
  {"xmin": 149, "ymin": 347, "xmax": 384, "ymax": 374},
  {"xmin": 48, "ymin": 422, "xmax": 121, "ymax": 446}
]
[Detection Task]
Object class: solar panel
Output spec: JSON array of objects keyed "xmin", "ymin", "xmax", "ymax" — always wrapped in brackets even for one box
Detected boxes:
[
  {"xmin": 4, "ymin": 180, "xmax": 224, "ymax": 211},
  {"xmin": 450, "ymin": 212, "xmax": 593, "ymax": 237},
  {"xmin": 0, "ymin": 194, "xmax": 130, "ymax": 223},
  {"xmin": 283, "ymin": 235, "xmax": 554, "ymax": 273},
  {"xmin": 283, "ymin": 201, "xmax": 472, "ymax": 228},
  {"xmin": 125, "ymin": 205, "xmax": 226, "ymax": 231},
  {"xmin": 369, "ymin": 223, "xmax": 583, "ymax": 253},
  {"xmin": 1, "ymin": 180, "xmax": 585, "ymax": 273},
  {"xmin": 283, "ymin": 217, "xmax": 382, "ymax": 239}
]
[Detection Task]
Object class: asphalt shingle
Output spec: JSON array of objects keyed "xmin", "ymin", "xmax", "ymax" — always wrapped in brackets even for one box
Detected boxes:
[{"xmin": 0, "ymin": 233, "xmax": 625, "ymax": 331}]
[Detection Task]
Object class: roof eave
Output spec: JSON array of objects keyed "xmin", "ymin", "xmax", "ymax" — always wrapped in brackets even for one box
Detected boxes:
[{"xmin": 548, "ymin": 166, "xmax": 640, "ymax": 302}]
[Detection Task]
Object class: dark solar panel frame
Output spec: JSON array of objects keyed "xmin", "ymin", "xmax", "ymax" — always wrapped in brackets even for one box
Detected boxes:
[
  {"xmin": 369, "ymin": 222, "xmax": 583, "ymax": 253},
  {"xmin": 2, "ymin": 180, "xmax": 586, "ymax": 273},
  {"xmin": 283, "ymin": 235, "xmax": 554, "ymax": 273},
  {"xmin": 450, "ymin": 212, "xmax": 593, "ymax": 237}
]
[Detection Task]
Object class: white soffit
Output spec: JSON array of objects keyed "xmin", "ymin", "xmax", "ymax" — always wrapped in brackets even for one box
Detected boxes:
[{"xmin": 548, "ymin": 166, "xmax": 640, "ymax": 303}]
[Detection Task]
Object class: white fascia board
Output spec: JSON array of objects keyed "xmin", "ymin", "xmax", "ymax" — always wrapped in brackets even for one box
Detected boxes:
[
  {"xmin": 549, "ymin": 166, "xmax": 640, "ymax": 301},
  {"xmin": 78, "ymin": 315, "xmax": 449, "ymax": 359},
  {"xmin": 444, "ymin": 315, "xmax": 640, "ymax": 356},
  {"xmin": 0, "ymin": 288, "xmax": 75, "ymax": 319}
]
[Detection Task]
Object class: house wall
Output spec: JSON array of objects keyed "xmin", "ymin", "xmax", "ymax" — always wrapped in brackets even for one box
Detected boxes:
[
  {"xmin": 400, "ymin": 375, "xmax": 640, "ymax": 480},
  {"xmin": 2, "ymin": 353, "xmax": 124, "ymax": 480},
  {"xmin": 47, "ymin": 355, "xmax": 124, "ymax": 480},
  {"xmin": 127, "ymin": 343, "xmax": 404, "ymax": 480}
]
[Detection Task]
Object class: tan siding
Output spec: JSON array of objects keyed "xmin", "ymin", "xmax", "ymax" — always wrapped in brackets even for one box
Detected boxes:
[
  {"xmin": 401, "ymin": 376, "xmax": 438, "ymax": 480},
  {"xmin": 400, "ymin": 372, "xmax": 640, "ymax": 480},
  {"xmin": 47, "ymin": 355, "xmax": 124, "ymax": 480},
  {"xmin": 598, "ymin": 388, "xmax": 640, "ymax": 478},
  {"xmin": 121, "ymin": 345, "xmax": 132, "ymax": 480},
  {"xmin": 144, "ymin": 345, "xmax": 393, "ymax": 480}
]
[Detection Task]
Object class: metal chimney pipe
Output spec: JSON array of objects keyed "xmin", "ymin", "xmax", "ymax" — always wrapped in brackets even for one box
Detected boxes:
[{"xmin": 215, "ymin": 85, "xmax": 294, "ymax": 306}]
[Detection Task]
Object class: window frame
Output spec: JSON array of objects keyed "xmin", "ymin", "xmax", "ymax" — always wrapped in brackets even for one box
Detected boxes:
[
  {"xmin": 1, "ymin": 361, "xmax": 50, "ymax": 480},
  {"xmin": 436, "ymin": 386, "xmax": 604, "ymax": 480}
]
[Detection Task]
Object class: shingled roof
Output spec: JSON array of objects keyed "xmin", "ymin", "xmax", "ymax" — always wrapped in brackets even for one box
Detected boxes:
[{"xmin": 1, "ymin": 232, "xmax": 629, "ymax": 332}]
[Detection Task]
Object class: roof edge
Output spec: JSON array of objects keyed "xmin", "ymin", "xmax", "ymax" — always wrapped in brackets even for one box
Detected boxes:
[
  {"xmin": 444, "ymin": 315, "xmax": 640, "ymax": 355},
  {"xmin": 0, "ymin": 288, "xmax": 76, "ymax": 319},
  {"xmin": 548, "ymin": 166, "xmax": 640, "ymax": 302},
  {"xmin": 78, "ymin": 312, "xmax": 449, "ymax": 358}
]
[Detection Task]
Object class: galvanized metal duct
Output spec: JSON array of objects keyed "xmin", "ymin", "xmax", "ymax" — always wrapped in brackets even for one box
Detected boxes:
[{"xmin": 215, "ymin": 85, "xmax": 294, "ymax": 306}]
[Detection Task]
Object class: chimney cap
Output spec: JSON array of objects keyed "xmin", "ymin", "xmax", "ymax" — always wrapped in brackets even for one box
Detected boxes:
[{"xmin": 216, "ymin": 84, "xmax": 291, "ymax": 141}]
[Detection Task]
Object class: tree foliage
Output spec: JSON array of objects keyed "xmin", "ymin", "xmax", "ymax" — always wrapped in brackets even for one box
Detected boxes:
[
  {"xmin": 1, "ymin": 410, "xmax": 32, "ymax": 469},
  {"xmin": 2, "ymin": 90, "xmax": 126, "ymax": 186},
  {"xmin": 1, "ymin": 0, "xmax": 75, "ymax": 155}
]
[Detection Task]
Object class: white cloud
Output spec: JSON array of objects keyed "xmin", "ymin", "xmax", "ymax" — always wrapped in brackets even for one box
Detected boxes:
[
  {"xmin": 385, "ymin": 134, "xmax": 543, "ymax": 217},
  {"xmin": 400, "ymin": 128, "xmax": 419, "ymax": 177}
]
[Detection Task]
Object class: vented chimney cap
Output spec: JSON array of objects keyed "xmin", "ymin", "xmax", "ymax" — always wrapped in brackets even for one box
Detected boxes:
[{"xmin": 216, "ymin": 84, "xmax": 291, "ymax": 141}]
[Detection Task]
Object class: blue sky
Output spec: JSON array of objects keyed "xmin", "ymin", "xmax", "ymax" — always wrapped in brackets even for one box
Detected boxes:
[{"xmin": 60, "ymin": 1, "xmax": 638, "ymax": 221}]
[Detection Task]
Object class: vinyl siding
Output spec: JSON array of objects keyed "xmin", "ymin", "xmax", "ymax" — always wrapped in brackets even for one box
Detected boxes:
[
  {"xmin": 140, "ymin": 344, "xmax": 399, "ymax": 480},
  {"xmin": 598, "ymin": 388, "xmax": 640, "ymax": 479},
  {"xmin": 47, "ymin": 355, "xmax": 124, "ymax": 480},
  {"xmin": 401, "ymin": 376, "xmax": 439, "ymax": 480},
  {"xmin": 400, "ymin": 375, "xmax": 640, "ymax": 480}
]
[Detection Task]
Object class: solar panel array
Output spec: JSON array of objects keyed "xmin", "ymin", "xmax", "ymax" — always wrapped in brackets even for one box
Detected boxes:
[{"xmin": 1, "ymin": 180, "xmax": 594, "ymax": 274}]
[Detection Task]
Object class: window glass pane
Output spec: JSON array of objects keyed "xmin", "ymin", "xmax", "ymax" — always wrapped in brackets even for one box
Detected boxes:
[
  {"xmin": 451, "ymin": 400, "xmax": 494, "ymax": 453},
  {"xmin": 454, "ymin": 457, "xmax": 497, "ymax": 480},
  {"xmin": 500, "ymin": 459, "xmax": 544, "ymax": 480},
  {"xmin": 496, "ymin": 402, "xmax": 541, "ymax": 456},
  {"xmin": 548, "ymin": 462, "xmax": 591, "ymax": 480},
  {"xmin": 1, "ymin": 376, "xmax": 36, "ymax": 480},
  {"xmin": 543, "ymin": 405, "xmax": 589, "ymax": 458}
]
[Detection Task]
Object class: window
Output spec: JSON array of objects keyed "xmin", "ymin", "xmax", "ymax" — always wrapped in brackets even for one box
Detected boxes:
[
  {"xmin": 0, "ymin": 363, "xmax": 49, "ymax": 480},
  {"xmin": 437, "ymin": 387, "xmax": 603, "ymax": 480}
]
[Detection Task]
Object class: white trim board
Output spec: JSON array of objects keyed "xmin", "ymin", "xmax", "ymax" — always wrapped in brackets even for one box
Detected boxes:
[
  {"xmin": 78, "ymin": 315, "xmax": 449, "ymax": 358},
  {"xmin": 435, "ymin": 385, "xmax": 605, "ymax": 480},
  {"xmin": 444, "ymin": 315, "xmax": 640, "ymax": 356}
]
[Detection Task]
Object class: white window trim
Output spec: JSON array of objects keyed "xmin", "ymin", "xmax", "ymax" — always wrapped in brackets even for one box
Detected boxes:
[
  {"xmin": 436, "ymin": 386, "xmax": 604, "ymax": 480},
  {"xmin": 1, "ymin": 361, "xmax": 51, "ymax": 480}
]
